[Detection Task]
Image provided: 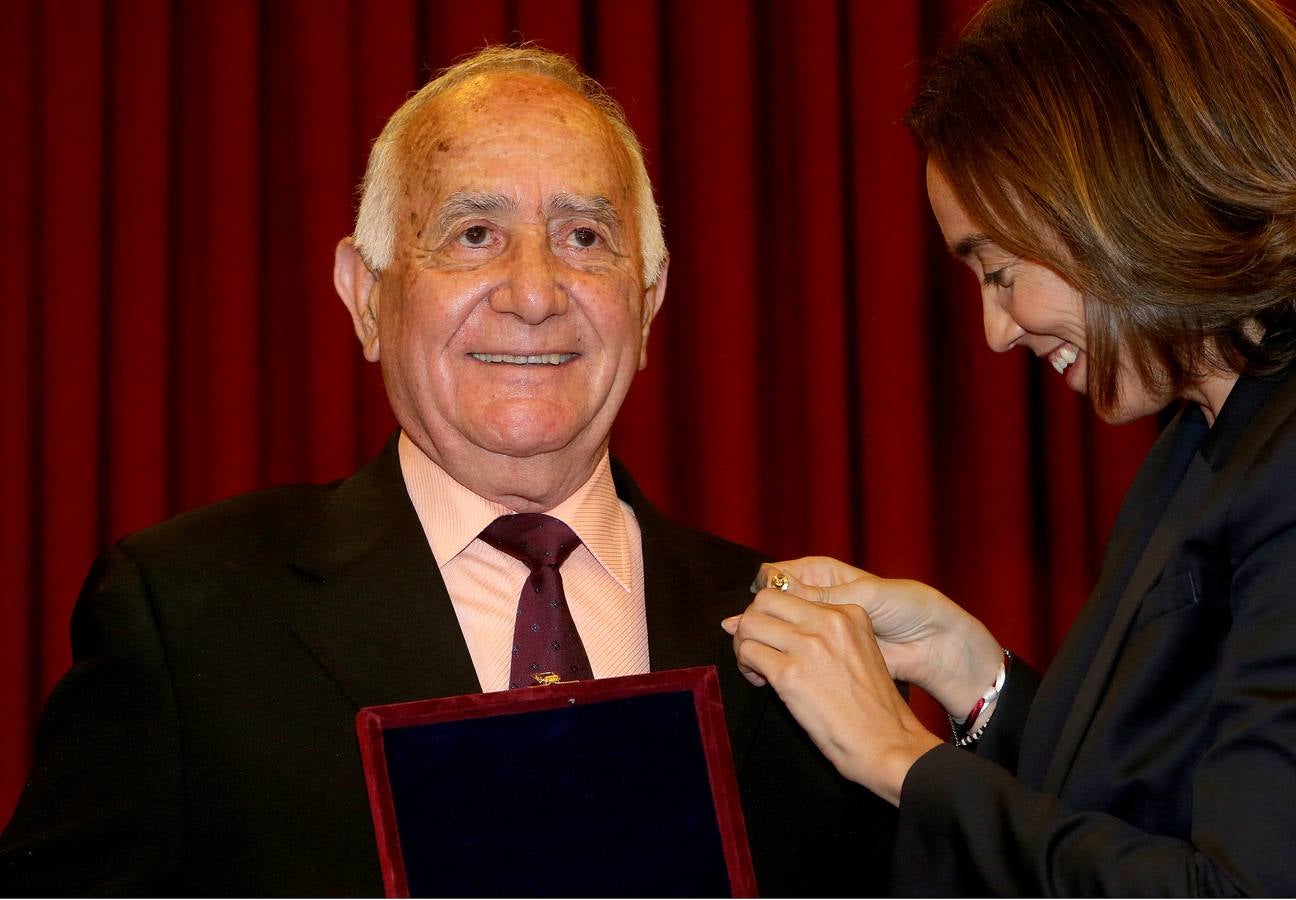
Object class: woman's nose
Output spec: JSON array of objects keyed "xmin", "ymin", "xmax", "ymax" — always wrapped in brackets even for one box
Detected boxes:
[{"xmin": 982, "ymin": 298, "xmax": 1024, "ymax": 352}]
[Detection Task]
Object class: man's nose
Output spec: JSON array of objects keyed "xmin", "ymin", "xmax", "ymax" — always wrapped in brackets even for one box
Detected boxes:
[
  {"xmin": 490, "ymin": 236, "xmax": 567, "ymax": 324},
  {"xmin": 982, "ymin": 297, "xmax": 1024, "ymax": 353}
]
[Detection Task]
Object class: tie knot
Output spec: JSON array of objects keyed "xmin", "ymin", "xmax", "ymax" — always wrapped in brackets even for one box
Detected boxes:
[{"xmin": 479, "ymin": 513, "xmax": 581, "ymax": 571}]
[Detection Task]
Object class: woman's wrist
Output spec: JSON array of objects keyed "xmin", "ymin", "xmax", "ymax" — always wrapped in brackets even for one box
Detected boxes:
[
  {"xmin": 930, "ymin": 619, "xmax": 1004, "ymax": 717},
  {"xmin": 872, "ymin": 728, "xmax": 944, "ymax": 807},
  {"xmin": 949, "ymin": 649, "xmax": 1010, "ymax": 749}
]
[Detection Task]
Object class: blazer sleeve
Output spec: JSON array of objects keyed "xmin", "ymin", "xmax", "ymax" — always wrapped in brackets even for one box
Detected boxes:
[
  {"xmin": 971, "ymin": 656, "xmax": 1041, "ymax": 774},
  {"xmin": 890, "ymin": 515, "xmax": 1296, "ymax": 897},
  {"xmin": 0, "ymin": 544, "xmax": 184, "ymax": 895}
]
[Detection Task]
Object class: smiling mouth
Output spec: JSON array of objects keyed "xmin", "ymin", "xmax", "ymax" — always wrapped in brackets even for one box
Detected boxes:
[
  {"xmin": 469, "ymin": 352, "xmax": 578, "ymax": 366},
  {"xmin": 1047, "ymin": 343, "xmax": 1079, "ymax": 375}
]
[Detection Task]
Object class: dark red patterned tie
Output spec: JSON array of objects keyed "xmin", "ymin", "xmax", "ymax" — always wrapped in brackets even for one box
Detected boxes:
[{"xmin": 480, "ymin": 513, "xmax": 593, "ymax": 689}]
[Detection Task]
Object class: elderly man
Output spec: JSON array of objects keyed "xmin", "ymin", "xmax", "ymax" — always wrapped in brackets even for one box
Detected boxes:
[{"xmin": 0, "ymin": 48, "xmax": 892, "ymax": 895}]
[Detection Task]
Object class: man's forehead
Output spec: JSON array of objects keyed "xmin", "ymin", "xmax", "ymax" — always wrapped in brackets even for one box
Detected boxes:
[
  {"xmin": 405, "ymin": 74, "xmax": 619, "ymax": 166},
  {"xmin": 399, "ymin": 74, "xmax": 635, "ymax": 215}
]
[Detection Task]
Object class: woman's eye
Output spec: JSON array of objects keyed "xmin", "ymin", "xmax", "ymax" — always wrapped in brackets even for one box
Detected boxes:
[
  {"xmin": 569, "ymin": 227, "xmax": 599, "ymax": 248},
  {"xmin": 982, "ymin": 267, "xmax": 1011, "ymax": 289},
  {"xmin": 461, "ymin": 225, "xmax": 490, "ymax": 247}
]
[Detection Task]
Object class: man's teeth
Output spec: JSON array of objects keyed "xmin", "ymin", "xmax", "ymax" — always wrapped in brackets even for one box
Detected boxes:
[
  {"xmin": 1051, "ymin": 345, "xmax": 1079, "ymax": 374},
  {"xmin": 470, "ymin": 353, "xmax": 575, "ymax": 365}
]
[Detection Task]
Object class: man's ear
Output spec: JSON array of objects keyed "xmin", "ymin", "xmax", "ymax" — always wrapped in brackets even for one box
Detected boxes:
[
  {"xmin": 637, "ymin": 255, "xmax": 668, "ymax": 371},
  {"xmin": 334, "ymin": 237, "xmax": 382, "ymax": 362}
]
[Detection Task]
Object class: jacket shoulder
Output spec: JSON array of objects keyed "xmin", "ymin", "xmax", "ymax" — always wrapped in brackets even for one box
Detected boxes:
[{"xmin": 115, "ymin": 482, "xmax": 341, "ymax": 574}]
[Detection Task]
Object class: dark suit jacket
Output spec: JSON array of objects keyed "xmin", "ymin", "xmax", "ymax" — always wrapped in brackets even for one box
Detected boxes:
[
  {"xmin": 892, "ymin": 364, "xmax": 1296, "ymax": 896},
  {"xmin": 0, "ymin": 439, "xmax": 892, "ymax": 897}
]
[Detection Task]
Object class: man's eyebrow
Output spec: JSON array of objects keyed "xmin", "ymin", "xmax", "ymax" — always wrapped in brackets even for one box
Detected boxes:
[
  {"xmin": 545, "ymin": 193, "xmax": 621, "ymax": 227},
  {"xmin": 950, "ymin": 233, "xmax": 994, "ymax": 259},
  {"xmin": 434, "ymin": 191, "xmax": 517, "ymax": 235}
]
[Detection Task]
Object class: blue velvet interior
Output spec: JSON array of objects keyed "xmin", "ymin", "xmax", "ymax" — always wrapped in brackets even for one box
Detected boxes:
[{"xmin": 382, "ymin": 690, "xmax": 731, "ymax": 897}]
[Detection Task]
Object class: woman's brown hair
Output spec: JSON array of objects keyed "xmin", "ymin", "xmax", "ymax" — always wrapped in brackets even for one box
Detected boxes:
[{"xmin": 907, "ymin": 0, "xmax": 1296, "ymax": 412}]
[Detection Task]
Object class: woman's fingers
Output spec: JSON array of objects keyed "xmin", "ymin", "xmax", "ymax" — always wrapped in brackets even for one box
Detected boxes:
[
  {"xmin": 734, "ymin": 573, "xmax": 933, "ymax": 683},
  {"xmin": 752, "ymin": 556, "xmax": 868, "ymax": 592},
  {"xmin": 782, "ymin": 555, "xmax": 869, "ymax": 586},
  {"xmin": 749, "ymin": 585, "xmax": 877, "ymax": 635},
  {"xmin": 732, "ymin": 634, "xmax": 788, "ymax": 689},
  {"xmin": 750, "ymin": 567, "xmax": 829, "ymax": 605},
  {"xmin": 731, "ymin": 602, "xmax": 820, "ymax": 650},
  {"xmin": 724, "ymin": 592, "xmax": 882, "ymax": 683},
  {"xmin": 731, "ymin": 595, "xmax": 885, "ymax": 696},
  {"xmin": 756, "ymin": 563, "xmax": 888, "ymax": 622},
  {"xmin": 722, "ymin": 606, "xmax": 801, "ymax": 687}
]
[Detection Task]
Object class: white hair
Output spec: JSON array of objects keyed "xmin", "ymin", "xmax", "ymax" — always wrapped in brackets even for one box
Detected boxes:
[{"xmin": 352, "ymin": 46, "xmax": 666, "ymax": 287}]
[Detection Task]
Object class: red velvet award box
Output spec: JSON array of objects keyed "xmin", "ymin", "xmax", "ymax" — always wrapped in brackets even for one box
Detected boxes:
[{"xmin": 356, "ymin": 665, "xmax": 757, "ymax": 897}]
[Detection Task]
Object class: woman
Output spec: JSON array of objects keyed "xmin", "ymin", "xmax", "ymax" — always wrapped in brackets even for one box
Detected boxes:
[{"xmin": 724, "ymin": 0, "xmax": 1296, "ymax": 894}]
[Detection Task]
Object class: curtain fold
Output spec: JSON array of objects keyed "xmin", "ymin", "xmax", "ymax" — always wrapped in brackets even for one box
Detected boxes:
[{"xmin": 2, "ymin": 0, "xmax": 1173, "ymax": 826}]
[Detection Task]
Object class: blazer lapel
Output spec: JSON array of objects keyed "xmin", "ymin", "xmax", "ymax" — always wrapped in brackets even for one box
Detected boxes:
[
  {"xmin": 1041, "ymin": 449, "xmax": 1214, "ymax": 794},
  {"xmin": 287, "ymin": 434, "xmax": 480, "ymax": 709},
  {"xmin": 1016, "ymin": 409, "xmax": 1200, "ymax": 785}
]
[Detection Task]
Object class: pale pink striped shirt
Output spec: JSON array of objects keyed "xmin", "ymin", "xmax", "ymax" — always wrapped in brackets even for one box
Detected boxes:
[{"xmin": 397, "ymin": 431, "xmax": 649, "ymax": 692}]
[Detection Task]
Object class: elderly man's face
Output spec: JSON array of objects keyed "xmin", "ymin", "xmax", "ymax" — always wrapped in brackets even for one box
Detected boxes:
[{"xmin": 344, "ymin": 74, "xmax": 664, "ymax": 504}]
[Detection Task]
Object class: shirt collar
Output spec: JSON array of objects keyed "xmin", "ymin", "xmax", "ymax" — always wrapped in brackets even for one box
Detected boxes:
[{"xmin": 397, "ymin": 432, "xmax": 633, "ymax": 591}]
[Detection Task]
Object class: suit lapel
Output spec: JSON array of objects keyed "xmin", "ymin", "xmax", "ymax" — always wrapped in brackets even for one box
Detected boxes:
[
  {"xmin": 613, "ymin": 461, "xmax": 769, "ymax": 762},
  {"xmin": 617, "ymin": 475, "xmax": 749, "ymax": 670},
  {"xmin": 287, "ymin": 434, "xmax": 480, "ymax": 709}
]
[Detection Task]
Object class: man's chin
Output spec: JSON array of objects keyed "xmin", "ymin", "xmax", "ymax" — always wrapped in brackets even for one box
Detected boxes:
[
  {"xmin": 401, "ymin": 405, "xmax": 612, "ymax": 478},
  {"xmin": 472, "ymin": 421, "xmax": 592, "ymax": 462}
]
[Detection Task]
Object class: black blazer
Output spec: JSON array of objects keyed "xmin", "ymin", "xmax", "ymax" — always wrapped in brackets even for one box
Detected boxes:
[
  {"xmin": 0, "ymin": 439, "xmax": 891, "ymax": 896},
  {"xmin": 892, "ymin": 365, "xmax": 1296, "ymax": 896}
]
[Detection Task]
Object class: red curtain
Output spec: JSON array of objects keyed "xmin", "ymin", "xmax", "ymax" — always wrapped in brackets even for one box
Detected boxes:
[{"xmin": 1, "ymin": 0, "xmax": 1166, "ymax": 826}]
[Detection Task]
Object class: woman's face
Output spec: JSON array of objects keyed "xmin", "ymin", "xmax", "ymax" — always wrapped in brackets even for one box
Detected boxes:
[{"xmin": 925, "ymin": 162, "xmax": 1172, "ymax": 424}]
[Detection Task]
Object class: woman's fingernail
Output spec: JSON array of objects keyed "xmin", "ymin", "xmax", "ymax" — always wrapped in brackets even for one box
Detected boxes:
[{"xmin": 720, "ymin": 615, "xmax": 740, "ymax": 634}]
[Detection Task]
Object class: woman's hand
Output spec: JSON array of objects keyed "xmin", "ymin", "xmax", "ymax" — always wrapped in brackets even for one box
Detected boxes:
[
  {"xmin": 721, "ymin": 587, "xmax": 942, "ymax": 804},
  {"xmin": 747, "ymin": 557, "xmax": 1003, "ymax": 726}
]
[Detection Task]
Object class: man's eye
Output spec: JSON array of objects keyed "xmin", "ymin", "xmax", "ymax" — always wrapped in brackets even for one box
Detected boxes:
[
  {"xmin": 569, "ymin": 227, "xmax": 599, "ymax": 248},
  {"xmin": 461, "ymin": 225, "xmax": 490, "ymax": 246}
]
